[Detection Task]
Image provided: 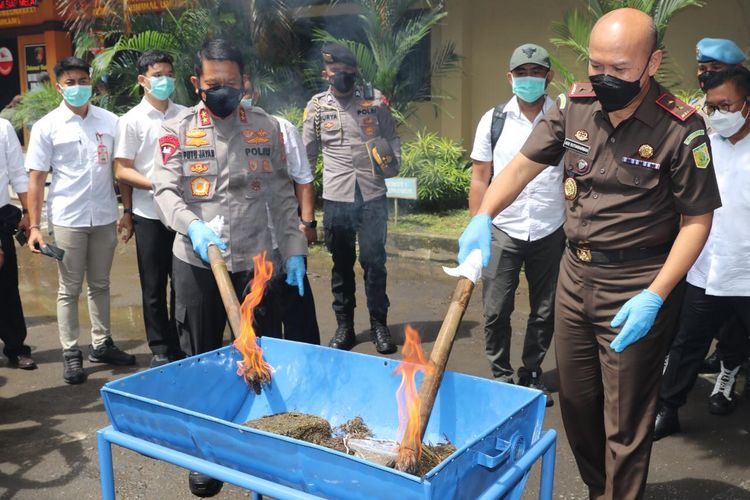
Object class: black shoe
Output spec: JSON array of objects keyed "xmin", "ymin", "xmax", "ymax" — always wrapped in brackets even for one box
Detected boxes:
[
  {"xmin": 88, "ymin": 338, "xmax": 136, "ymax": 366},
  {"xmin": 8, "ymin": 354, "xmax": 37, "ymax": 370},
  {"xmin": 519, "ymin": 372, "xmax": 554, "ymax": 407},
  {"xmin": 329, "ymin": 314, "xmax": 355, "ymax": 350},
  {"xmin": 370, "ymin": 317, "xmax": 397, "ymax": 354},
  {"xmin": 699, "ymin": 349, "xmax": 721, "ymax": 374},
  {"xmin": 708, "ymin": 362, "xmax": 739, "ymax": 415},
  {"xmin": 188, "ymin": 471, "xmax": 223, "ymax": 497},
  {"xmin": 150, "ymin": 354, "xmax": 170, "ymax": 368},
  {"xmin": 653, "ymin": 405, "xmax": 680, "ymax": 441},
  {"xmin": 63, "ymin": 349, "xmax": 87, "ymax": 385}
]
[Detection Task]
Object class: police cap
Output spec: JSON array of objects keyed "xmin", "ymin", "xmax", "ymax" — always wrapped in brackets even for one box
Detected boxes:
[
  {"xmin": 321, "ymin": 43, "xmax": 358, "ymax": 67},
  {"xmin": 696, "ymin": 38, "xmax": 747, "ymax": 64}
]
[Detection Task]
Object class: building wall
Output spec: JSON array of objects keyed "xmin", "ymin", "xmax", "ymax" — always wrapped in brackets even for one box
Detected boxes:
[{"xmin": 417, "ymin": 0, "xmax": 750, "ymax": 147}]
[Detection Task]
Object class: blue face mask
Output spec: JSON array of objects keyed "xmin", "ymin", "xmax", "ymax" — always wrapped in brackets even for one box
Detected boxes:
[
  {"xmin": 512, "ymin": 76, "xmax": 547, "ymax": 103},
  {"xmin": 148, "ymin": 76, "xmax": 175, "ymax": 101},
  {"xmin": 241, "ymin": 97, "xmax": 253, "ymax": 108},
  {"xmin": 61, "ymin": 85, "xmax": 92, "ymax": 107}
]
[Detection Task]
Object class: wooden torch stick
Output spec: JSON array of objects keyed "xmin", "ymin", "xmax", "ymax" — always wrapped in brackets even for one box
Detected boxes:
[{"xmin": 207, "ymin": 244, "xmax": 242, "ymax": 337}]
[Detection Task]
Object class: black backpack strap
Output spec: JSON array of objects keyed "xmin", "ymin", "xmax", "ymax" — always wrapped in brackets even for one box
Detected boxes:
[{"xmin": 490, "ymin": 102, "xmax": 508, "ymax": 155}]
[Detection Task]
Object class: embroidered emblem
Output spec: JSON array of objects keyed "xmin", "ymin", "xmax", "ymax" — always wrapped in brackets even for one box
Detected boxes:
[
  {"xmin": 638, "ymin": 144, "xmax": 654, "ymax": 159},
  {"xmin": 159, "ymin": 135, "xmax": 180, "ymax": 164},
  {"xmin": 190, "ymin": 177, "xmax": 210, "ymax": 197},
  {"xmin": 692, "ymin": 143, "xmax": 711, "ymax": 169},
  {"xmin": 248, "ymin": 159, "xmax": 258, "ymax": 172},
  {"xmin": 250, "ymin": 179, "xmax": 262, "ymax": 191},
  {"xmin": 239, "ymin": 106, "xmax": 247, "ymax": 123},
  {"xmin": 262, "ymin": 159, "xmax": 271, "ymax": 172},
  {"xmin": 185, "ymin": 138, "xmax": 209, "ymax": 148},
  {"xmin": 242, "ymin": 129, "xmax": 270, "ymax": 144},
  {"xmin": 564, "ymin": 177, "xmax": 578, "ymax": 201},
  {"xmin": 189, "ymin": 163, "xmax": 209, "ymax": 174},
  {"xmin": 185, "ymin": 129, "xmax": 206, "ymax": 139},
  {"xmin": 575, "ymin": 130, "xmax": 589, "ymax": 142},
  {"xmin": 683, "ymin": 129, "xmax": 706, "ymax": 146}
]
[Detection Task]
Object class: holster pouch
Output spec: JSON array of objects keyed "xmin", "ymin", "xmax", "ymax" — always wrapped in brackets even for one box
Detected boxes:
[{"xmin": 366, "ymin": 138, "xmax": 398, "ymax": 178}]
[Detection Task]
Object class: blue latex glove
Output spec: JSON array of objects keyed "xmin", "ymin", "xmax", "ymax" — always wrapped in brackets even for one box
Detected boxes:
[
  {"xmin": 610, "ymin": 289, "xmax": 664, "ymax": 352},
  {"xmin": 285, "ymin": 255, "xmax": 306, "ymax": 297},
  {"xmin": 457, "ymin": 214, "xmax": 492, "ymax": 267},
  {"xmin": 186, "ymin": 220, "xmax": 226, "ymax": 263}
]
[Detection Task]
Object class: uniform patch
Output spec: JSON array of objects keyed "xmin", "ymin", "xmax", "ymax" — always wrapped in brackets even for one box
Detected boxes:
[
  {"xmin": 250, "ymin": 179, "xmax": 262, "ymax": 191},
  {"xmin": 362, "ymin": 116, "xmax": 376, "ymax": 125},
  {"xmin": 248, "ymin": 159, "xmax": 258, "ymax": 172},
  {"xmin": 656, "ymin": 93, "xmax": 696, "ymax": 121},
  {"xmin": 238, "ymin": 106, "xmax": 247, "ymax": 123},
  {"xmin": 190, "ymin": 177, "xmax": 211, "ymax": 197},
  {"xmin": 159, "ymin": 135, "xmax": 180, "ymax": 164},
  {"xmin": 575, "ymin": 130, "xmax": 589, "ymax": 142},
  {"xmin": 323, "ymin": 122, "xmax": 334, "ymax": 129},
  {"xmin": 199, "ymin": 108, "xmax": 211, "ymax": 127},
  {"xmin": 557, "ymin": 93, "xmax": 567, "ymax": 110},
  {"xmin": 564, "ymin": 177, "xmax": 578, "ymax": 201},
  {"xmin": 262, "ymin": 159, "xmax": 271, "ymax": 172},
  {"xmin": 190, "ymin": 162, "xmax": 210, "ymax": 174},
  {"xmin": 186, "ymin": 129, "xmax": 206, "ymax": 139},
  {"xmin": 363, "ymin": 126, "xmax": 376, "ymax": 137},
  {"xmin": 683, "ymin": 129, "xmax": 706, "ymax": 145},
  {"xmin": 692, "ymin": 143, "xmax": 711, "ymax": 169},
  {"xmin": 185, "ymin": 138, "xmax": 210, "ymax": 148},
  {"xmin": 242, "ymin": 129, "xmax": 270, "ymax": 144},
  {"xmin": 638, "ymin": 144, "xmax": 654, "ymax": 159},
  {"xmin": 563, "ymin": 138, "xmax": 591, "ymax": 155},
  {"xmin": 359, "ymin": 100, "xmax": 375, "ymax": 108}
]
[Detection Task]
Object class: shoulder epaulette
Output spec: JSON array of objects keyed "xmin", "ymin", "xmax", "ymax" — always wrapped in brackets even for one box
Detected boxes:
[
  {"xmin": 655, "ymin": 93, "xmax": 696, "ymax": 122},
  {"xmin": 568, "ymin": 82, "xmax": 596, "ymax": 98}
]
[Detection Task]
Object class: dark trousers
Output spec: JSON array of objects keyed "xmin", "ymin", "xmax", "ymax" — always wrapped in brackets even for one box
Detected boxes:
[
  {"xmin": 133, "ymin": 215, "xmax": 180, "ymax": 356},
  {"xmin": 0, "ymin": 227, "xmax": 30, "ymax": 359},
  {"xmin": 278, "ymin": 257, "xmax": 320, "ymax": 345},
  {"xmin": 660, "ymin": 283, "xmax": 750, "ymax": 409},
  {"xmin": 481, "ymin": 225, "xmax": 564, "ymax": 379},
  {"xmin": 173, "ymin": 255, "xmax": 289, "ymax": 356},
  {"xmin": 555, "ymin": 250, "xmax": 684, "ymax": 500},
  {"xmin": 323, "ymin": 189, "xmax": 389, "ymax": 320}
]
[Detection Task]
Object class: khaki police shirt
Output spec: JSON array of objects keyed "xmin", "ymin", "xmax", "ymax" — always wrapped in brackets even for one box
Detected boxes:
[
  {"xmin": 521, "ymin": 79, "xmax": 721, "ymax": 250},
  {"xmin": 152, "ymin": 102, "xmax": 307, "ymax": 273},
  {"xmin": 303, "ymin": 87, "xmax": 401, "ymax": 203}
]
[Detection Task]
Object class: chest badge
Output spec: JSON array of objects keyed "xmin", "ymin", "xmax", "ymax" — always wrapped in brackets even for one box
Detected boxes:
[
  {"xmin": 242, "ymin": 129, "xmax": 270, "ymax": 145},
  {"xmin": 190, "ymin": 177, "xmax": 211, "ymax": 197},
  {"xmin": 185, "ymin": 138, "xmax": 210, "ymax": 148},
  {"xmin": 576, "ymin": 159, "xmax": 588, "ymax": 172},
  {"xmin": 564, "ymin": 177, "xmax": 578, "ymax": 201},
  {"xmin": 638, "ymin": 144, "xmax": 654, "ymax": 159},
  {"xmin": 186, "ymin": 129, "xmax": 206, "ymax": 139},
  {"xmin": 189, "ymin": 162, "xmax": 209, "ymax": 173},
  {"xmin": 575, "ymin": 129, "xmax": 589, "ymax": 142}
]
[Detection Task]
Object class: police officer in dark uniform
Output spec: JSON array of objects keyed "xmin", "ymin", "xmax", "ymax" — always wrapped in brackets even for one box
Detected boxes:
[
  {"xmin": 459, "ymin": 9, "xmax": 720, "ymax": 499},
  {"xmin": 303, "ymin": 44, "xmax": 400, "ymax": 354}
]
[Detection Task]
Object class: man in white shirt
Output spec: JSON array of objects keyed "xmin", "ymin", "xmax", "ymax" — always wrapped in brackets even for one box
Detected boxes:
[
  {"xmin": 468, "ymin": 44, "xmax": 564, "ymax": 405},
  {"xmin": 26, "ymin": 57, "xmax": 135, "ymax": 385},
  {"xmin": 0, "ymin": 117, "xmax": 35, "ymax": 370},
  {"xmin": 655, "ymin": 66, "xmax": 750, "ymax": 439},
  {"xmin": 113, "ymin": 51, "xmax": 186, "ymax": 367}
]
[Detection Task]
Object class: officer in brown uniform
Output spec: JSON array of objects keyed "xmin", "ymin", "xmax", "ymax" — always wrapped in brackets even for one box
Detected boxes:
[
  {"xmin": 458, "ymin": 9, "xmax": 721, "ymax": 499},
  {"xmin": 303, "ymin": 43, "xmax": 400, "ymax": 354}
]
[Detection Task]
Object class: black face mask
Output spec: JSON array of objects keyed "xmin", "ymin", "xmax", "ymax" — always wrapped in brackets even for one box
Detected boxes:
[
  {"xmin": 331, "ymin": 71, "xmax": 356, "ymax": 93},
  {"xmin": 698, "ymin": 70, "xmax": 720, "ymax": 91},
  {"xmin": 589, "ymin": 60, "xmax": 650, "ymax": 112},
  {"xmin": 199, "ymin": 85, "xmax": 243, "ymax": 118}
]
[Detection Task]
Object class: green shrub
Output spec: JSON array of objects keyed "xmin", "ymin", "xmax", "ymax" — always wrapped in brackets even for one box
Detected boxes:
[
  {"xmin": 400, "ymin": 129, "xmax": 470, "ymax": 209},
  {"xmin": 1, "ymin": 84, "xmax": 62, "ymax": 130}
]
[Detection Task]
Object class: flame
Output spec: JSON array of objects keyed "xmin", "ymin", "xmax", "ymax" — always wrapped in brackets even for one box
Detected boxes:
[
  {"xmin": 234, "ymin": 251, "xmax": 274, "ymax": 386},
  {"xmin": 394, "ymin": 325, "xmax": 434, "ymax": 461}
]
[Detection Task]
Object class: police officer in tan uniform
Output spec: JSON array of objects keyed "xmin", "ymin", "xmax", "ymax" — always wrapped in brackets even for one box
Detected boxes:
[
  {"xmin": 303, "ymin": 44, "xmax": 400, "ymax": 354},
  {"xmin": 459, "ymin": 10, "xmax": 721, "ymax": 499},
  {"xmin": 153, "ymin": 37, "xmax": 307, "ymax": 497}
]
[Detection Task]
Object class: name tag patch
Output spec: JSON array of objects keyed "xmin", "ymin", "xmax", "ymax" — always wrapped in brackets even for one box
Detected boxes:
[{"xmin": 563, "ymin": 138, "xmax": 591, "ymax": 155}]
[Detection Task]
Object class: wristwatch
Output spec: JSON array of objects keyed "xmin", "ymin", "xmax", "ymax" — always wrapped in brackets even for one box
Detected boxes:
[
  {"xmin": 123, "ymin": 208, "xmax": 133, "ymax": 215},
  {"xmin": 22, "ymin": 208, "xmax": 28, "ymax": 215},
  {"xmin": 301, "ymin": 219, "xmax": 317, "ymax": 229}
]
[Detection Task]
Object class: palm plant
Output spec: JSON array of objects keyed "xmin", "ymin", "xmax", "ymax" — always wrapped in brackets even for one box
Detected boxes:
[
  {"xmin": 312, "ymin": 0, "xmax": 460, "ymax": 124},
  {"xmin": 550, "ymin": 0, "xmax": 705, "ymax": 91},
  {"xmin": 0, "ymin": 83, "xmax": 62, "ymax": 130}
]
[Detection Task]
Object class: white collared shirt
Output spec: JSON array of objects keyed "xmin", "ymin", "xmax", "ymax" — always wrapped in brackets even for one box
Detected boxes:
[
  {"xmin": 687, "ymin": 131, "xmax": 750, "ymax": 296},
  {"xmin": 471, "ymin": 95, "xmax": 565, "ymax": 241},
  {"xmin": 26, "ymin": 102, "xmax": 119, "ymax": 227},
  {"xmin": 113, "ymin": 98, "xmax": 186, "ymax": 219},
  {"xmin": 0, "ymin": 118, "xmax": 28, "ymax": 207}
]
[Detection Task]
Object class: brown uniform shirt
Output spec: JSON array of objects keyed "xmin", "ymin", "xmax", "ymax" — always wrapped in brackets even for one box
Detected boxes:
[
  {"xmin": 521, "ymin": 79, "xmax": 721, "ymax": 250},
  {"xmin": 152, "ymin": 102, "xmax": 307, "ymax": 273},
  {"xmin": 303, "ymin": 87, "xmax": 401, "ymax": 203}
]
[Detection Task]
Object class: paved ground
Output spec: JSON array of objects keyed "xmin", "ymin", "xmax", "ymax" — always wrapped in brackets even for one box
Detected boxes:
[{"xmin": 1, "ymin": 241, "xmax": 749, "ymax": 499}]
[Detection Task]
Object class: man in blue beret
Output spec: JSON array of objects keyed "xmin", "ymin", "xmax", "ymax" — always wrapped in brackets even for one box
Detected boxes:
[{"xmin": 696, "ymin": 37, "xmax": 747, "ymax": 90}]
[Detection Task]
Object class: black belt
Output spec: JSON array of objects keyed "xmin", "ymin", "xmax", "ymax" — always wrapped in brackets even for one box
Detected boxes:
[{"xmin": 567, "ymin": 241, "xmax": 671, "ymax": 264}]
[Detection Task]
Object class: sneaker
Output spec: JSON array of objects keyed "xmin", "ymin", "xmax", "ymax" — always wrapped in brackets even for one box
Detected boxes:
[
  {"xmin": 150, "ymin": 354, "xmax": 170, "ymax": 368},
  {"xmin": 329, "ymin": 314, "xmax": 355, "ymax": 351},
  {"xmin": 88, "ymin": 339, "xmax": 136, "ymax": 366},
  {"xmin": 708, "ymin": 361, "xmax": 739, "ymax": 415},
  {"xmin": 63, "ymin": 349, "xmax": 87, "ymax": 385},
  {"xmin": 519, "ymin": 371, "xmax": 554, "ymax": 407}
]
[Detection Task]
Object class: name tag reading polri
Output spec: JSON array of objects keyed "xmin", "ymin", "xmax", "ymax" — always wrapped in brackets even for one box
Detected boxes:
[{"xmin": 622, "ymin": 156, "xmax": 660, "ymax": 170}]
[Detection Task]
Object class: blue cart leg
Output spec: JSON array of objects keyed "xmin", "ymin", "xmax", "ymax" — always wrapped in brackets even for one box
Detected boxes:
[
  {"xmin": 97, "ymin": 428, "xmax": 116, "ymax": 500},
  {"xmin": 539, "ymin": 430, "xmax": 557, "ymax": 500},
  {"xmin": 252, "ymin": 493, "xmax": 262, "ymax": 500}
]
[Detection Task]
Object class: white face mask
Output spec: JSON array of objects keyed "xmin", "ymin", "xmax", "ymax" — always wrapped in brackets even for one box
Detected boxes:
[{"xmin": 710, "ymin": 101, "xmax": 749, "ymax": 138}]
